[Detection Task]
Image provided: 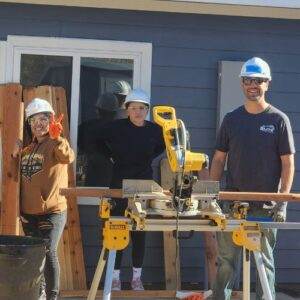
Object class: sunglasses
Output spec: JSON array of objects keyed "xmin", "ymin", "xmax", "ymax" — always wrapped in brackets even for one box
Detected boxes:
[
  {"xmin": 242, "ymin": 77, "xmax": 268, "ymax": 86},
  {"xmin": 29, "ymin": 116, "xmax": 50, "ymax": 126}
]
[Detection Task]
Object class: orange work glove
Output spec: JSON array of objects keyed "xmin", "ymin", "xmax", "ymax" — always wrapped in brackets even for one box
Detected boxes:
[
  {"xmin": 184, "ymin": 293, "xmax": 203, "ymax": 300},
  {"xmin": 49, "ymin": 114, "xmax": 64, "ymax": 139}
]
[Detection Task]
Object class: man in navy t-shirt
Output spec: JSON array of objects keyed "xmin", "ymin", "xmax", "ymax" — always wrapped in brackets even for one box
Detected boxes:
[{"xmin": 210, "ymin": 57, "xmax": 295, "ymax": 300}]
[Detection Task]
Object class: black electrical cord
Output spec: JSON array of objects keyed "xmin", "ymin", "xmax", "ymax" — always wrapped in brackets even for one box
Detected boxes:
[{"xmin": 174, "ymin": 119, "xmax": 188, "ymax": 298}]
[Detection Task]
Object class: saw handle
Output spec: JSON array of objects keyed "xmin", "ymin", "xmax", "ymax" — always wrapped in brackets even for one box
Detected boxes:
[{"xmin": 153, "ymin": 106, "xmax": 176, "ymax": 127}]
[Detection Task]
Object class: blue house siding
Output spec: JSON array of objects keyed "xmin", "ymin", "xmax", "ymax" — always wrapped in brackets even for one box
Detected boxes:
[{"xmin": 0, "ymin": 2, "xmax": 300, "ymax": 285}]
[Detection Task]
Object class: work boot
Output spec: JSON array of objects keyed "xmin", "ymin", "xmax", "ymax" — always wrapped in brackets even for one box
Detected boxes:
[{"xmin": 39, "ymin": 290, "xmax": 46, "ymax": 300}]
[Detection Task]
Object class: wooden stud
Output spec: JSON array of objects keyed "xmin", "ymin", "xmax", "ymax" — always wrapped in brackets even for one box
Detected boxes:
[
  {"xmin": 198, "ymin": 169, "xmax": 218, "ymax": 289},
  {"xmin": 61, "ymin": 223, "xmax": 74, "ymax": 290},
  {"xmin": 52, "ymin": 86, "xmax": 87, "ymax": 289},
  {"xmin": 0, "ymin": 83, "xmax": 23, "ymax": 235},
  {"xmin": 160, "ymin": 158, "xmax": 181, "ymax": 290}
]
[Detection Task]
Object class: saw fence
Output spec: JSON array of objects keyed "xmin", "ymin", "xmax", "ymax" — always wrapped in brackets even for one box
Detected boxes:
[{"xmin": 0, "ymin": 83, "xmax": 86, "ymax": 290}]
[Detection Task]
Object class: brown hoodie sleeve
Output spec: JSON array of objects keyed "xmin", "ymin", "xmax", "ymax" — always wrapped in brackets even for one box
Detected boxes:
[{"xmin": 53, "ymin": 136, "xmax": 75, "ymax": 164}]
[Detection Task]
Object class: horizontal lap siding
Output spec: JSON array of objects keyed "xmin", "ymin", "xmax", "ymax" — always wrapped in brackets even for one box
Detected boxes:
[{"xmin": 1, "ymin": 2, "xmax": 300, "ymax": 285}]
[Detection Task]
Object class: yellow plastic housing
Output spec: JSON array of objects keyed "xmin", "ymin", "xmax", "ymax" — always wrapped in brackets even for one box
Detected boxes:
[
  {"xmin": 153, "ymin": 105, "xmax": 207, "ymax": 173},
  {"xmin": 232, "ymin": 222, "xmax": 261, "ymax": 252},
  {"xmin": 103, "ymin": 220, "xmax": 130, "ymax": 250}
]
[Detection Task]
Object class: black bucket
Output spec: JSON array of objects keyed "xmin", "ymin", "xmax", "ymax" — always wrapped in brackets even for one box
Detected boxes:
[{"xmin": 0, "ymin": 235, "xmax": 46, "ymax": 300}]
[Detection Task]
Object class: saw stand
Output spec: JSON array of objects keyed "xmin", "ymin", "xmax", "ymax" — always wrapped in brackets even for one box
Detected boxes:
[{"xmin": 87, "ymin": 206, "xmax": 275, "ymax": 300}]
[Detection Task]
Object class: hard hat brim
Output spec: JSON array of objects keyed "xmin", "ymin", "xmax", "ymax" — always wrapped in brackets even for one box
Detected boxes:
[
  {"xmin": 239, "ymin": 73, "xmax": 271, "ymax": 80},
  {"xmin": 124, "ymin": 100, "xmax": 150, "ymax": 106}
]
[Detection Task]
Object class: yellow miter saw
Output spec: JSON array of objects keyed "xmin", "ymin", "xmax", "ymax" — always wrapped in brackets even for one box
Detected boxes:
[{"xmin": 124, "ymin": 106, "xmax": 225, "ymax": 228}]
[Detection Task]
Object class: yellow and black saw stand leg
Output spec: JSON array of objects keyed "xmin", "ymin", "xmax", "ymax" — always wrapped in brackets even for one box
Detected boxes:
[
  {"xmin": 87, "ymin": 198, "xmax": 130, "ymax": 300},
  {"xmin": 233, "ymin": 222, "xmax": 273, "ymax": 300}
]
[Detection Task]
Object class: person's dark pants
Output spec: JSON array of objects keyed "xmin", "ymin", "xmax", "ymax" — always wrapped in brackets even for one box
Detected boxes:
[
  {"xmin": 22, "ymin": 210, "xmax": 67, "ymax": 299},
  {"xmin": 111, "ymin": 198, "xmax": 146, "ymax": 269}
]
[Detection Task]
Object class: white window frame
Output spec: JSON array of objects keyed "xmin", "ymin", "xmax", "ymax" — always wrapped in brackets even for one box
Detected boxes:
[
  {"xmin": 2, "ymin": 35, "xmax": 152, "ymax": 205},
  {"xmin": 0, "ymin": 41, "xmax": 7, "ymax": 84}
]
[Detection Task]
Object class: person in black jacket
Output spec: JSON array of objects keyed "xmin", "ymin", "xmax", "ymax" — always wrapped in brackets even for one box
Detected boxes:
[
  {"xmin": 77, "ymin": 92, "xmax": 119, "ymax": 187},
  {"xmin": 97, "ymin": 88, "xmax": 165, "ymax": 291}
]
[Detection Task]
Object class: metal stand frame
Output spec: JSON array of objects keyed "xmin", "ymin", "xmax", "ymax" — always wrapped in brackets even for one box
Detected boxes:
[
  {"xmin": 253, "ymin": 251, "xmax": 273, "ymax": 300},
  {"xmin": 242, "ymin": 247, "xmax": 273, "ymax": 300}
]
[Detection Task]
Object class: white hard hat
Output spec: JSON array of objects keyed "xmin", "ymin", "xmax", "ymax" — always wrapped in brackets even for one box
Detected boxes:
[
  {"xmin": 25, "ymin": 98, "xmax": 54, "ymax": 119},
  {"xmin": 124, "ymin": 89, "xmax": 150, "ymax": 106},
  {"xmin": 240, "ymin": 57, "xmax": 271, "ymax": 80},
  {"xmin": 111, "ymin": 80, "xmax": 131, "ymax": 96}
]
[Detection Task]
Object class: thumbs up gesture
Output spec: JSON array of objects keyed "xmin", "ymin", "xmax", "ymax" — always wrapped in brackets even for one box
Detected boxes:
[{"xmin": 49, "ymin": 114, "xmax": 64, "ymax": 139}]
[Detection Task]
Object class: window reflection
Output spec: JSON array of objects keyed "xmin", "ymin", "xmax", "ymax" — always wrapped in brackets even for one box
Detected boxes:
[{"xmin": 20, "ymin": 54, "xmax": 73, "ymax": 117}]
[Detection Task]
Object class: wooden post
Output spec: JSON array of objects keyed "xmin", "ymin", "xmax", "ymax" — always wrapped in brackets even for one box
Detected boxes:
[
  {"xmin": 198, "ymin": 169, "xmax": 218, "ymax": 289},
  {"xmin": 53, "ymin": 86, "xmax": 87, "ymax": 289},
  {"xmin": 0, "ymin": 83, "xmax": 23, "ymax": 235},
  {"xmin": 160, "ymin": 158, "xmax": 181, "ymax": 290}
]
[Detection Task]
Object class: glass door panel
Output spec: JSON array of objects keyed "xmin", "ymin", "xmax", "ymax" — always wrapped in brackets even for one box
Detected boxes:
[{"xmin": 76, "ymin": 57, "xmax": 133, "ymax": 187}]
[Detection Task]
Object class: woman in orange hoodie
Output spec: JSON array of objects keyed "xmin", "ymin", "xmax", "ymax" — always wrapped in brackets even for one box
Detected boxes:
[{"xmin": 13, "ymin": 98, "xmax": 74, "ymax": 300}]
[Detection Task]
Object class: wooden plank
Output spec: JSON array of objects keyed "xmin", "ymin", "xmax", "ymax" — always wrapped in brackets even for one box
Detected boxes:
[
  {"xmin": 160, "ymin": 158, "xmax": 181, "ymax": 290},
  {"xmin": 52, "ymin": 86, "xmax": 86, "ymax": 289},
  {"xmin": 219, "ymin": 191, "xmax": 300, "ymax": 202},
  {"xmin": 61, "ymin": 224, "xmax": 74, "ymax": 290},
  {"xmin": 60, "ymin": 289, "xmax": 178, "ymax": 298},
  {"xmin": 0, "ymin": 83, "xmax": 23, "ymax": 235},
  {"xmin": 60, "ymin": 187, "xmax": 123, "ymax": 198},
  {"xmin": 58, "ymin": 234, "xmax": 67, "ymax": 289},
  {"xmin": 22, "ymin": 85, "xmax": 53, "ymax": 106},
  {"xmin": 163, "ymin": 231, "xmax": 181, "ymax": 290},
  {"xmin": 61, "ymin": 188, "xmax": 300, "ymax": 203}
]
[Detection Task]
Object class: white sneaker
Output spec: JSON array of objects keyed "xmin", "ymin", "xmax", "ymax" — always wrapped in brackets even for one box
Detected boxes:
[
  {"xmin": 111, "ymin": 278, "xmax": 121, "ymax": 291},
  {"xmin": 39, "ymin": 290, "xmax": 46, "ymax": 300},
  {"xmin": 131, "ymin": 278, "xmax": 144, "ymax": 291}
]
